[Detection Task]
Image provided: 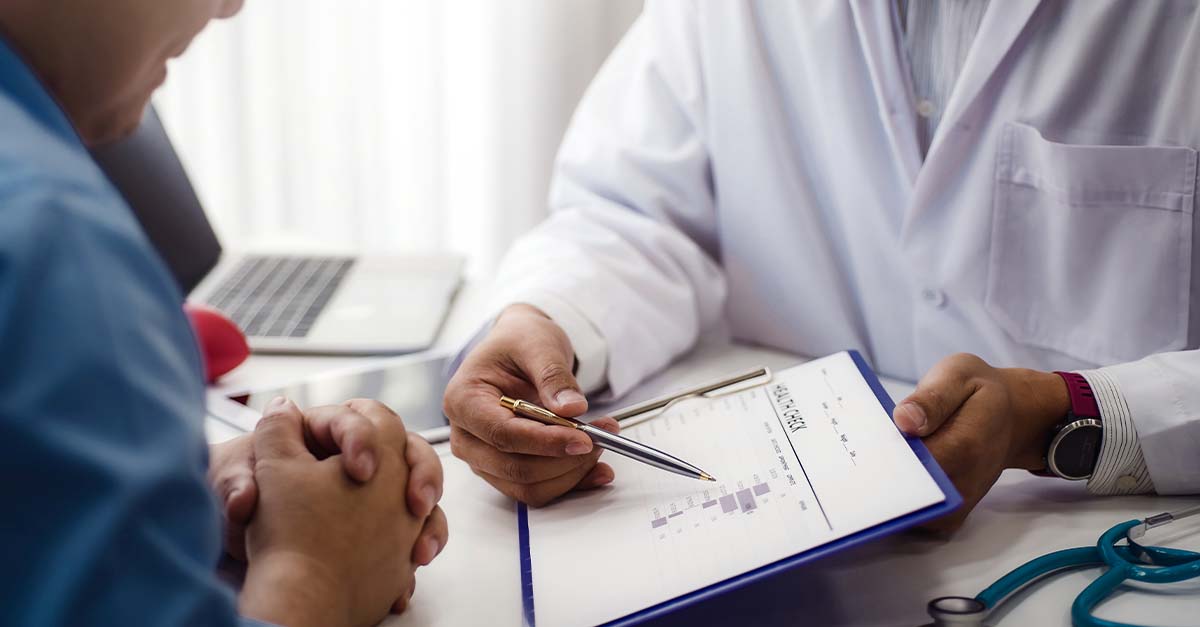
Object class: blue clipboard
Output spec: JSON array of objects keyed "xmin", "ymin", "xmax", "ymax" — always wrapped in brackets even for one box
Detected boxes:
[{"xmin": 516, "ymin": 350, "xmax": 963, "ymax": 626}]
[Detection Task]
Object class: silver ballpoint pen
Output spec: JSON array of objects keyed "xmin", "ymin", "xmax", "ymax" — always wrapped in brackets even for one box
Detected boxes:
[{"xmin": 500, "ymin": 396, "xmax": 716, "ymax": 482}]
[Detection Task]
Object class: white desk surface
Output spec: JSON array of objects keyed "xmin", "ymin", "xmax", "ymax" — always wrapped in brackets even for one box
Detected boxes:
[{"xmin": 206, "ymin": 285, "xmax": 1200, "ymax": 626}]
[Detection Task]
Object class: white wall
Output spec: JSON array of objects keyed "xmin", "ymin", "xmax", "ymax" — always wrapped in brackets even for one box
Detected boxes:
[{"xmin": 155, "ymin": 0, "xmax": 642, "ymax": 275}]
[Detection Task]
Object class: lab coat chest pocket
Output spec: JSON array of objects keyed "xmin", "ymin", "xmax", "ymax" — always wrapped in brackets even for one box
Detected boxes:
[{"xmin": 986, "ymin": 122, "xmax": 1197, "ymax": 365}]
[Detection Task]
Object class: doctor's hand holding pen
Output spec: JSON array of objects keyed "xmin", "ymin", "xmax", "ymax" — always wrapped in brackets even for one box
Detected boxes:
[{"xmin": 443, "ymin": 304, "xmax": 622, "ymax": 506}]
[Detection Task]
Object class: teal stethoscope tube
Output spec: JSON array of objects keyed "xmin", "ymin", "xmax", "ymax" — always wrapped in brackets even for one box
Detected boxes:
[
  {"xmin": 930, "ymin": 517, "xmax": 1200, "ymax": 627},
  {"xmin": 977, "ymin": 520, "xmax": 1200, "ymax": 626}
]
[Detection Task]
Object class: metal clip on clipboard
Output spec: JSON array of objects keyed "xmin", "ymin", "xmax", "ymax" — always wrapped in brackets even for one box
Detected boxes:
[{"xmin": 609, "ymin": 366, "xmax": 775, "ymax": 428}]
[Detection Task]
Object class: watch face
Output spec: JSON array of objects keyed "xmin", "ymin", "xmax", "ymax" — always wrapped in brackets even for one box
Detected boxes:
[{"xmin": 1049, "ymin": 419, "xmax": 1103, "ymax": 480}]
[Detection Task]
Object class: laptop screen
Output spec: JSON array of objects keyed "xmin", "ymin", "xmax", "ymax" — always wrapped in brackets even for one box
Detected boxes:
[{"xmin": 90, "ymin": 106, "xmax": 222, "ymax": 296}]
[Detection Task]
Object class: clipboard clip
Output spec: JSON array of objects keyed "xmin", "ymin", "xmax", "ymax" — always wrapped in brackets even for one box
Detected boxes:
[{"xmin": 609, "ymin": 366, "xmax": 774, "ymax": 427}]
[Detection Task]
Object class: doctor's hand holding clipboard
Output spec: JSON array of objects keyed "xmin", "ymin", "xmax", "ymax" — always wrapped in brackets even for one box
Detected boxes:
[{"xmin": 443, "ymin": 304, "xmax": 622, "ymax": 506}]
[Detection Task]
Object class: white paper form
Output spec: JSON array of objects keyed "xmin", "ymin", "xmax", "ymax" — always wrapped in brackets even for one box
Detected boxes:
[{"xmin": 525, "ymin": 352, "xmax": 947, "ymax": 627}]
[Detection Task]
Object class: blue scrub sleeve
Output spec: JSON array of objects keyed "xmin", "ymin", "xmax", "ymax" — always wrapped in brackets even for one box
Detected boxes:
[{"xmin": 0, "ymin": 183, "xmax": 252, "ymax": 625}]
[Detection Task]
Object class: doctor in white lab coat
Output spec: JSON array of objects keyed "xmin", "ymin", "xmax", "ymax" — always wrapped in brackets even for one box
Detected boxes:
[{"xmin": 443, "ymin": 0, "xmax": 1200, "ymax": 524}]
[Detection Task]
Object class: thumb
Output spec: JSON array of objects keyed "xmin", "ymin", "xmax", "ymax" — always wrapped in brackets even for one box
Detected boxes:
[
  {"xmin": 524, "ymin": 350, "xmax": 588, "ymax": 418},
  {"xmin": 253, "ymin": 397, "xmax": 312, "ymax": 462},
  {"xmin": 894, "ymin": 357, "xmax": 979, "ymax": 437},
  {"xmin": 224, "ymin": 476, "xmax": 257, "ymax": 526}
]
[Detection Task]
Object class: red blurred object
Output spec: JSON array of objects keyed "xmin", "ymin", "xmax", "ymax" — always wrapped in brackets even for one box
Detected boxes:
[{"xmin": 183, "ymin": 303, "xmax": 250, "ymax": 383}]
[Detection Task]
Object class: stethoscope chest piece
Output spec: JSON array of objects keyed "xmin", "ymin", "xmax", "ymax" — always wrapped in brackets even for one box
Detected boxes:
[{"xmin": 925, "ymin": 596, "xmax": 988, "ymax": 626}]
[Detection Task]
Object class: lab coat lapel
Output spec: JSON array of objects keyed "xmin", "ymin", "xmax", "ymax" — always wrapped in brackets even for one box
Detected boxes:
[
  {"xmin": 902, "ymin": 0, "xmax": 1042, "ymax": 244},
  {"xmin": 928, "ymin": 0, "xmax": 1043, "ymax": 156},
  {"xmin": 848, "ymin": 0, "xmax": 922, "ymax": 188}
]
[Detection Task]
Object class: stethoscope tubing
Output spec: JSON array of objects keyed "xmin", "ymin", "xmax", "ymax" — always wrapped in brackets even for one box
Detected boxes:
[
  {"xmin": 976, "ymin": 546, "xmax": 1101, "ymax": 608},
  {"xmin": 948, "ymin": 519, "xmax": 1200, "ymax": 627}
]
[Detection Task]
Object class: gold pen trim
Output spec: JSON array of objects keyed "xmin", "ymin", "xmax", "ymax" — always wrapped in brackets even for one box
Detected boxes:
[{"xmin": 500, "ymin": 396, "xmax": 579, "ymax": 429}]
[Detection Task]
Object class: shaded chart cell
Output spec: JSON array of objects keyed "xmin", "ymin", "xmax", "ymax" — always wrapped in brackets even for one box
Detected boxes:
[
  {"xmin": 651, "ymin": 518, "xmax": 668, "ymax": 529},
  {"xmin": 702, "ymin": 500, "xmax": 719, "ymax": 509},
  {"xmin": 719, "ymin": 494, "xmax": 737, "ymax": 513},
  {"xmin": 668, "ymin": 511, "xmax": 683, "ymax": 518},
  {"xmin": 753, "ymin": 483, "xmax": 770, "ymax": 496},
  {"xmin": 736, "ymin": 489, "xmax": 756, "ymax": 513}
]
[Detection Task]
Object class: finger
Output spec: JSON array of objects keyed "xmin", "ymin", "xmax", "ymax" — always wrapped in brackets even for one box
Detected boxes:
[
  {"xmin": 405, "ymin": 433, "xmax": 444, "ymax": 518},
  {"xmin": 574, "ymin": 461, "xmax": 616, "ymax": 491},
  {"xmin": 449, "ymin": 386, "xmax": 593, "ymax": 456},
  {"xmin": 209, "ymin": 435, "xmax": 258, "ymax": 525},
  {"xmin": 572, "ymin": 418, "xmax": 619, "ymax": 490},
  {"xmin": 302, "ymin": 404, "xmax": 381, "ymax": 482},
  {"xmin": 391, "ymin": 576, "xmax": 417, "ymax": 614},
  {"xmin": 589, "ymin": 416, "xmax": 620, "ymax": 434},
  {"xmin": 253, "ymin": 397, "xmax": 312, "ymax": 461},
  {"xmin": 894, "ymin": 353, "xmax": 984, "ymax": 436},
  {"xmin": 223, "ymin": 522, "xmax": 248, "ymax": 561},
  {"xmin": 343, "ymin": 398, "xmax": 409, "ymax": 451},
  {"xmin": 472, "ymin": 453, "xmax": 603, "ymax": 507},
  {"xmin": 518, "ymin": 346, "xmax": 588, "ymax": 418},
  {"xmin": 916, "ymin": 404, "xmax": 1006, "ymax": 533},
  {"xmin": 412, "ymin": 505, "xmax": 449, "ymax": 567},
  {"xmin": 391, "ymin": 590, "xmax": 410, "ymax": 615},
  {"xmin": 450, "ymin": 426, "xmax": 598, "ymax": 484},
  {"xmin": 223, "ymin": 475, "xmax": 257, "ymax": 526}
]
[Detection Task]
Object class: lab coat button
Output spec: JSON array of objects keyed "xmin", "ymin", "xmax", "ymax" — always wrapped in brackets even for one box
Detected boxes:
[
  {"xmin": 916, "ymin": 99, "xmax": 936, "ymax": 118},
  {"xmin": 1116, "ymin": 475, "xmax": 1138, "ymax": 492},
  {"xmin": 921, "ymin": 287, "xmax": 947, "ymax": 309}
]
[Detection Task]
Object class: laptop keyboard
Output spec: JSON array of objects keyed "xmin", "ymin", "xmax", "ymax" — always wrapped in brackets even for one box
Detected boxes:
[{"xmin": 204, "ymin": 256, "xmax": 355, "ymax": 338}]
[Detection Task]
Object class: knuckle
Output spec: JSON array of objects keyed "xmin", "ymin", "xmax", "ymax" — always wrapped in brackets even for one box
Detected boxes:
[
  {"xmin": 449, "ymin": 429, "xmax": 468, "ymax": 460},
  {"xmin": 485, "ymin": 421, "xmax": 515, "ymax": 453},
  {"xmin": 501, "ymin": 458, "xmax": 535, "ymax": 484},
  {"xmin": 442, "ymin": 377, "xmax": 475, "ymax": 420},
  {"xmin": 254, "ymin": 411, "xmax": 292, "ymax": 432},
  {"xmin": 408, "ymin": 431, "xmax": 438, "ymax": 461},
  {"xmin": 433, "ymin": 507, "xmax": 450, "ymax": 537},
  {"xmin": 251, "ymin": 456, "xmax": 287, "ymax": 477},
  {"xmin": 948, "ymin": 352, "xmax": 986, "ymax": 375},
  {"xmin": 922, "ymin": 387, "xmax": 946, "ymax": 412},
  {"xmin": 333, "ymin": 404, "xmax": 366, "ymax": 422},
  {"xmin": 434, "ymin": 514, "xmax": 448, "ymax": 542},
  {"xmin": 441, "ymin": 391, "xmax": 458, "ymax": 422},
  {"xmin": 334, "ymin": 409, "xmax": 372, "ymax": 435},
  {"xmin": 511, "ymin": 484, "xmax": 551, "ymax": 507},
  {"xmin": 215, "ymin": 474, "xmax": 237, "ymax": 501},
  {"xmin": 345, "ymin": 397, "xmax": 387, "ymax": 414},
  {"xmin": 536, "ymin": 361, "xmax": 572, "ymax": 386}
]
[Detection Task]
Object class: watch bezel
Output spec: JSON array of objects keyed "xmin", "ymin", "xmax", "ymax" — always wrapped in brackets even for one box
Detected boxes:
[{"xmin": 1046, "ymin": 418, "xmax": 1103, "ymax": 481}]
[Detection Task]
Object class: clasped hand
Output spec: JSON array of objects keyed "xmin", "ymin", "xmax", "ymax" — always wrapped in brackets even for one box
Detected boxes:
[{"xmin": 209, "ymin": 398, "xmax": 449, "ymax": 626}]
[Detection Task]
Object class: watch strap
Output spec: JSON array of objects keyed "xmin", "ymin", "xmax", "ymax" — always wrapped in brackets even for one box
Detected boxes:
[
  {"xmin": 1054, "ymin": 371, "xmax": 1100, "ymax": 419},
  {"xmin": 1031, "ymin": 371, "xmax": 1102, "ymax": 478}
]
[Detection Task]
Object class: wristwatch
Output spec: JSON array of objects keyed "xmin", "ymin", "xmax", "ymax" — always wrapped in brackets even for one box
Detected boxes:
[{"xmin": 1034, "ymin": 371, "xmax": 1104, "ymax": 481}]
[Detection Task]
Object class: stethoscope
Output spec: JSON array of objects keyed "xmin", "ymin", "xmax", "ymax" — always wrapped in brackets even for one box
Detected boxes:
[{"xmin": 925, "ymin": 505, "xmax": 1200, "ymax": 627}]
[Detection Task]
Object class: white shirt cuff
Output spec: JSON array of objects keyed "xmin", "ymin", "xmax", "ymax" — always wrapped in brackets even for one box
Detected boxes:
[
  {"xmin": 1077, "ymin": 369, "xmax": 1156, "ymax": 495},
  {"xmin": 514, "ymin": 292, "xmax": 610, "ymax": 395}
]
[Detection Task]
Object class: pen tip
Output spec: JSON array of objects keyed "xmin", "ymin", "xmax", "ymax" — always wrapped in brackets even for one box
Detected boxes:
[{"xmin": 701, "ymin": 473, "xmax": 716, "ymax": 482}]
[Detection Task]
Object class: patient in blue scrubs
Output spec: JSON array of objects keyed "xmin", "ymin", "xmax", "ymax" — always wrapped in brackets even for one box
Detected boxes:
[{"xmin": 0, "ymin": 2, "xmax": 447, "ymax": 626}]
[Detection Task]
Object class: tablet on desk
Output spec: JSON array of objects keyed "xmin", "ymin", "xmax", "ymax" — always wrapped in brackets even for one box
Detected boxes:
[{"xmin": 229, "ymin": 353, "xmax": 453, "ymax": 442}]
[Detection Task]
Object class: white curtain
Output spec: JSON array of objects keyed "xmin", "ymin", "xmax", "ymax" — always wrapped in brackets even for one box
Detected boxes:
[{"xmin": 154, "ymin": 0, "xmax": 642, "ymax": 275}]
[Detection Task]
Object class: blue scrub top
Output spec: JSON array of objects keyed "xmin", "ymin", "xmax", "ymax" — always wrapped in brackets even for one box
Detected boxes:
[{"xmin": 0, "ymin": 36, "xmax": 261, "ymax": 626}]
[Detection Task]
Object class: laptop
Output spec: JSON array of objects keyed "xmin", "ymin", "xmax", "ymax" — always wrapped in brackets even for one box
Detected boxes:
[{"xmin": 91, "ymin": 106, "xmax": 463, "ymax": 355}]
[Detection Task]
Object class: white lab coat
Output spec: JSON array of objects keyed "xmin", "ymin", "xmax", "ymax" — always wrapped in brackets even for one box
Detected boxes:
[{"xmin": 490, "ymin": 1, "xmax": 1199, "ymax": 494}]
